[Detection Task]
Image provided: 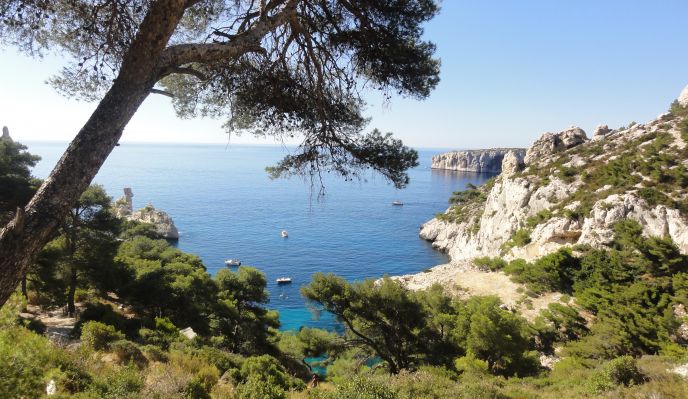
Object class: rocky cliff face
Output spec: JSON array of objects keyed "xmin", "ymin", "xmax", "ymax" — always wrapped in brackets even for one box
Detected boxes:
[
  {"xmin": 422, "ymin": 86, "xmax": 688, "ymax": 263},
  {"xmin": 431, "ymin": 148, "xmax": 526, "ymax": 173},
  {"xmin": 114, "ymin": 188, "xmax": 179, "ymax": 240}
]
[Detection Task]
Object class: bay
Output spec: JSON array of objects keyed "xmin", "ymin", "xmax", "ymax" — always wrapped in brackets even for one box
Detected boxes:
[{"xmin": 25, "ymin": 142, "xmax": 494, "ymax": 330}]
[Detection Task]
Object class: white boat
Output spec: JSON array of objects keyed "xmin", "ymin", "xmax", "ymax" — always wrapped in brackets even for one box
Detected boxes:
[
  {"xmin": 392, "ymin": 201, "xmax": 404, "ymax": 206},
  {"xmin": 276, "ymin": 277, "xmax": 292, "ymax": 284},
  {"xmin": 281, "ymin": 230, "xmax": 288, "ymax": 238},
  {"xmin": 225, "ymin": 258, "xmax": 241, "ymax": 266}
]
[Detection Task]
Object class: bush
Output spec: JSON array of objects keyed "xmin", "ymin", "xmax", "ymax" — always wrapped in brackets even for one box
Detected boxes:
[
  {"xmin": 313, "ymin": 376, "xmax": 395, "ymax": 399},
  {"xmin": 525, "ymin": 209, "xmax": 553, "ymax": 229},
  {"xmin": 109, "ymin": 340, "xmax": 147, "ymax": 367},
  {"xmin": 505, "ymin": 249, "xmax": 580, "ymax": 293},
  {"xmin": 90, "ymin": 365, "xmax": 144, "ymax": 399},
  {"xmin": 588, "ymin": 356, "xmax": 645, "ymax": 393},
  {"xmin": 80, "ymin": 321, "xmax": 125, "ymax": 350},
  {"xmin": 0, "ymin": 326, "xmax": 55, "ymax": 398},
  {"xmin": 473, "ymin": 257, "xmax": 507, "ymax": 272},
  {"xmin": 500, "ymin": 229, "xmax": 531, "ymax": 253},
  {"xmin": 141, "ymin": 344, "xmax": 168, "ymax": 362},
  {"xmin": 233, "ymin": 374, "xmax": 285, "ymax": 399},
  {"xmin": 139, "ymin": 317, "xmax": 180, "ymax": 350},
  {"xmin": 73, "ymin": 303, "xmax": 132, "ymax": 338}
]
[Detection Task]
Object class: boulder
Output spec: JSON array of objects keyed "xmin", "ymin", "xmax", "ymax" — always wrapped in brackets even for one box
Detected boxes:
[
  {"xmin": 524, "ymin": 127, "xmax": 588, "ymax": 165},
  {"xmin": 592, "ymin": 124, "xmax": 611, "ymax": 140},
  {"xmin": 501, "ymin": 150, "xmax": 525, "ymax": 176}
]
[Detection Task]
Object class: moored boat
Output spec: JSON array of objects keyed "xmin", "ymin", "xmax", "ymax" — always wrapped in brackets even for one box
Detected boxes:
[{"xmin": 225, "ymin": 258, "xmax": 241, "ymax": 266}]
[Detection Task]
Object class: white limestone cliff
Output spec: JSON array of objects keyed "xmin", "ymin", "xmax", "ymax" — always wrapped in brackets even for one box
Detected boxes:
[{"xmin": 431, "ymin": 148, "xmax": 526, "ymax": 173}]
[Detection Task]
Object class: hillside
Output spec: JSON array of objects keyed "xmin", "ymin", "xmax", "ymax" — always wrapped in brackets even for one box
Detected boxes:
[
  {"xmin": 396, "ymin": 85, "xmax": 688, "ymax": 323},
  {"xmin": 418, "ymin": 86, "xmax": 688, "ymax": 264}
]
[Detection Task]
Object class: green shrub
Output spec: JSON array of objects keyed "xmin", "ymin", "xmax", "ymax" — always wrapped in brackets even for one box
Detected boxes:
[
  {"xmin": 73, "ymin": 303, "xmax": 132, "ymax": 338},
  {"xmin": 109, "ymin": 340, "xmax": 147, "ymax": 366},
  {"xmin": 505, "ymin": 249, "xmax": 580, "ymax": 293},
  {"xmin": 472, "ymin": 257, "xmax": 507, "ymax": 272},
  {"xmin": 0, "ymin": 326, "xmax": 55, "ymax": 398},
  {"xmin": 314, "ymin": 376, "xmax": 395, "ymax": 399},
  {"xmin": 141, "ymin": 344, "xmax": 168, "ymax": 362},
  {"xmin": 557, "ymin": 166, "xmax": 578, "ymax": 183},
  {"xmin": 588, "ymin": 356, "xmax": 645, "ymax": 393},
  {"xmin": 89, "ymin": 365, "xmax": 144, "ymax": 399},
  {"xmin": 233, "ymin": 374, "xmax": 285, "ymax": 399},
  {"xmin": 139, "ymin": 317, "xmax": 180, "ymax": 350},
  {"xmin": 449, "ymin": 183, "xmax": 486, "ymax": 205},
  {"xmin": 184, "ymin": 377, "xmax": 212, "ymax": 399},
  {"xmin": 500, "ymin": 229, "xmax": 531, "ymax": 253},
  {"xmin": 526, "ymin": 209, "xmax": 553, "ymax": 228},
  {"xmin": 80, "ymin": 321, "xmax": 125, "ymax": 351},
  {"xmin": 454, "ymin": 355, "xmax": 489, "ymax": 375}
]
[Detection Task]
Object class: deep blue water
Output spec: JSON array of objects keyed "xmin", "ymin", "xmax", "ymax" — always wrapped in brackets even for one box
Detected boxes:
[{"xmin": 25, "ymin": 142, "xmax": 494, "ymax": 330}]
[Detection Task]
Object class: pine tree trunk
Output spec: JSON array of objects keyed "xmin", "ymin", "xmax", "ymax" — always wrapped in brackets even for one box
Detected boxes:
[
  {"xmin": 0, "ymin": 0, "xmax": 188, "ymax": 308},
  {"xmin": 20, "ymin": 277, "xmax": 27, "ymax": 299},
  {"xmin": 67, "ymin": 263, "xmax": 77, "ymax": 316}
]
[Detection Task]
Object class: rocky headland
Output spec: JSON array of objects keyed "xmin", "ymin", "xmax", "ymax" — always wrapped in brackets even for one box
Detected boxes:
[
  {"xmin": 396, "ymin": 85, "xmax": 688, "ymax": 320},
  {"xmin": 431, "ymin": 148, "xmax": 526, "ymax": 173},
  {"xmin": 114, "ymin": 188, "xmax": 179, "ymax": 239}
]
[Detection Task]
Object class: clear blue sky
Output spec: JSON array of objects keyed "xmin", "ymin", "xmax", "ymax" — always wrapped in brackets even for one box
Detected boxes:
[{"xmin": 1, "ymin": 0, "xmax": 687, "ymax": 149}]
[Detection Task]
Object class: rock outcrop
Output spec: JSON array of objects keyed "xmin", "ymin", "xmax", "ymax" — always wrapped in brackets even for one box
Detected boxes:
[
  {"xmin": 592, "ymin": 124, "xmax": 611, "ymax": 140},
  {"xmin": 2, "ymin": 126, "xmax": 11, "ymax": 140},
  {"xmin": 678, "ymin": 84, "xmax": 688, "ymax": 107},
  {"xmin": 114, "ymin": 188, "xmax": 179, "ymax": 239},
  {"xmin": 523, "ymin": 127, "xmax": 588, "ymax": 165},
  {"xmin": 500, "ymin": 150, "xmax": 525, "ymax": 176},
  {"xmin": 431, "ymin": 148, "xmax": 526, "ymax": 173}
]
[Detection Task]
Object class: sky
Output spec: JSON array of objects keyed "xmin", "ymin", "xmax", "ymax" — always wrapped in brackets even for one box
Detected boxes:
[{"xmin": 1, "ymin": 0, "xmax": 687, "ymax": 149}]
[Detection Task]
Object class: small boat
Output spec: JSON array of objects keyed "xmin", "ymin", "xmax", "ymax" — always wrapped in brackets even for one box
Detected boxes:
[
  {"xmin": 225, "ymin": 259, "xmax": 241, "ymax": 267},
  {"xmin": 281, "ymin": 230, "xmax": 288, "ymax": 238},
  {"xmin": 392, "ymin": 201, "xmax": 404, "ymax": 206},
  {"xmin": 276, "ymin": 277, "xmax": 292, "ymax": 284}
]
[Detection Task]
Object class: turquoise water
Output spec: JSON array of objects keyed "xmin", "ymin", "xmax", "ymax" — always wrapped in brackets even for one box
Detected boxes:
[{"xmin": 26, "ymin": 142, "xmax": 495, "ymax": 330}]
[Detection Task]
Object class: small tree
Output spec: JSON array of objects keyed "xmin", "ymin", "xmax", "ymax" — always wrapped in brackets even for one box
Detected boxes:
[
  {"xmin": 0, "ymin": 129, "xmax": 41, "ymax": 225},
  {"xmin": 302, "ymin": 273, "xmax": 430, "ymax": 374},
  {"xmin": 26, "ymin": 185, "xmax": 121, "ymax": 314},
  {"xmin": 213, "ymin": 267, "xmax": 279, "ymax": 353}
]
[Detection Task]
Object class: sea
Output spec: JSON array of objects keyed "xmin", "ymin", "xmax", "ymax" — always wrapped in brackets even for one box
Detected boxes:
[{"xmin": 25, "ymin": 142, "xmax": 495, "ymax": 331}]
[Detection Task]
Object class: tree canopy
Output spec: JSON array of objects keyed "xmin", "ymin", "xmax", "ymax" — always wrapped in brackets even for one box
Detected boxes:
[
  {"xmin": 0, "ymin": 129, "xmax": 40, "ymax": 225},
  {"xmin": 0, "ymin": 0, "xmax": 441, "ymax": 306}
]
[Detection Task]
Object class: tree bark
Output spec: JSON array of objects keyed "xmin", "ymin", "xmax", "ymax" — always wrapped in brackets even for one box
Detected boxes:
[
  {"xmin": 20, "ymin": 277, "xmax": 27, "ymax": 300},
  {"xmin": 0, "ymin": 0, "xmax": 189, "ymax": 307},
  {"xmin": 67, "ymin": 263, "xmax": 77, "ymax": 316}
]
